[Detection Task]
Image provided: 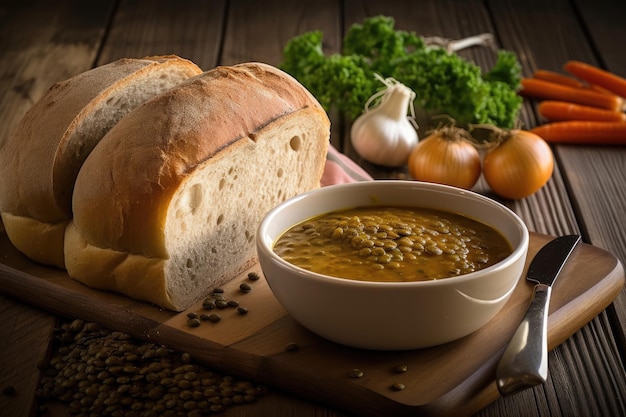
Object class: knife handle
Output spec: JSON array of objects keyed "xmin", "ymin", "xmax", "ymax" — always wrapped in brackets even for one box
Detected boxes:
[{"xmin": 496, "ymin": 283, "xmax": 551, "ymax": 396}]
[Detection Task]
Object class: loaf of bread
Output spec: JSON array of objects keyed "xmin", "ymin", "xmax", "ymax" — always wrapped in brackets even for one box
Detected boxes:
[
  {"xmin": 0, "ymin": 55, "xmax": 202, "ymax": 267},
  {"xmin": 64, "ymin": 62, "xmax": 330, "ymax": 311}
]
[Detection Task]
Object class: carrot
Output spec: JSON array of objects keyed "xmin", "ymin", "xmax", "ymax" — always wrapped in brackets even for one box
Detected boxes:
[
  {"xmin": 520, "ymin": 78, "xmax": 623, "ymax": 111},
  {"xmin": 589, "ymin": 84, "xmax": 618, "ymax": 96},
  {"xmin": 533, "ymin": 69, "xmax": 584, "ymax": 88},
  {"xmin": 564, "ymin": 60, "xmax": 626, "ymax": 98},
  {"xmin": 531, "ymin": 121, "xmax": 626, "ymax": 145},
  {"xmin": 538, "ymin": 101, "xmax": 626, "ymax": 122}
]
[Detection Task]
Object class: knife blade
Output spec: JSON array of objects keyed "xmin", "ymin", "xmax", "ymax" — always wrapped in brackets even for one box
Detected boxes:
[{"xmin": 495, "ymin": 234, "xmax": 581, "ymax": 396}]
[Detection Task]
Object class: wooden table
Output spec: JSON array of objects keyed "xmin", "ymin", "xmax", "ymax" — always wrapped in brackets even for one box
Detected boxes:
[{"xmin": 1, "ymin": 1, "xmax": 625, "ymax": 416}]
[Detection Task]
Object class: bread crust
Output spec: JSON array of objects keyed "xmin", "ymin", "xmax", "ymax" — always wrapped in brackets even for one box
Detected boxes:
[
  {"xmin": 70, "ymin": 63, "xmax": 327, "ymax": 255},
  {"xmin": 66, "ymin": 63, "xmax": 330, "ymax": 310},
  {"xmin": 0, "ymin": 56, "xmax": 202, "ymax": 267}
]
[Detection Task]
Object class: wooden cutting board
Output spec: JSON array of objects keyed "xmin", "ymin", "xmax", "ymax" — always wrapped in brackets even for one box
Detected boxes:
[{"xmin": 0, "ymin": 231, "xmax": 623, "ymax": 417}]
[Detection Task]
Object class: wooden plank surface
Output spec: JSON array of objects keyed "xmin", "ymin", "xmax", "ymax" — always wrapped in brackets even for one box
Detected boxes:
[
  {"xmin": 0, "ymin": 295, "xmax": 57, "ymax": 417},
  {"xmin": 0, "ymin": 0, "xmax": 115, "ymax": 149},
  {"xmin": 96, "ymin": 0, "xmax": 226, "ymax": 69},
  {"xmin": 0, "ymin": 230, "xmax": 623, "ymax": 417},
  {"xmin": 570, "ymin": 0, "xmax": 626, "ymax": 337}
]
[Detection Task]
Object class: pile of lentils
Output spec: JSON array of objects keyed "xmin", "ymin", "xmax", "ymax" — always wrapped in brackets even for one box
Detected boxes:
[{"xmin": 37, "ymin": 319, "xmax": 267, "ymax": 417}]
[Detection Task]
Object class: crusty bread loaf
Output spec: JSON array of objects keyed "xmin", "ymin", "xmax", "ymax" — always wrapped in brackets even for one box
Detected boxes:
[
  {"xmin": 64, "ymin": 62, "xmax": 330, "ymax": 311},
  {"xmin": 0, "ymin": 55, "xmax": 202, "ymax": 267}
]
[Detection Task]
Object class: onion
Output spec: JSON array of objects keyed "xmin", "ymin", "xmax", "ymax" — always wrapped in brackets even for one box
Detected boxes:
[
  {"xmin": 407, "ymin": 126, "xmax": 481, "ymax": 190},
  {"xmin": 482, "ymin": 129, "xmax": 554, "ymax": 199}
]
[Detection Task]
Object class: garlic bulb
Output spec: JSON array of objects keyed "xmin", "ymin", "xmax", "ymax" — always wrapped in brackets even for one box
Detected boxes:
[{"xmin": 350, "ymin": 76, "xmax": 418, "ymax": 167}]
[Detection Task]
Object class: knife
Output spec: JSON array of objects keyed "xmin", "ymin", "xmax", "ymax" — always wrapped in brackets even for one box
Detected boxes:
[{"xmin": 496, "ymin": 234, "xmax": 581, "ymax": 396}]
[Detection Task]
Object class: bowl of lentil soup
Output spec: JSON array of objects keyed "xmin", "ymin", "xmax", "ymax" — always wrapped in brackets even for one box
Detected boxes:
[{"xmin": 257, "ymin": 180, "xmax": 529, "ymax": 350}]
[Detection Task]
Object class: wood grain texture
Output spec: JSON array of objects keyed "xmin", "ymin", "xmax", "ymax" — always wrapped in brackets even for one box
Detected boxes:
[
  {"xmin": 0, "ymin": 0, "xmax": 114, "ymax": 149},
  {"xmin": 220, "ymin": 0, "xmax": 341, "ymax": 67},
  {"xmin": 96, "ymin": 0, "xmax": 226, "ymax": 70},
  {"xmin": 0, "ymin": 295, "xmax": 57, "ymax": 417},
  {"xmin": 0, "ymin": 231, "xmax": 623, "ymax": 417},
  {"xmin": 569, "ymin": 0, "xmax": 626, "ymax": 339}
]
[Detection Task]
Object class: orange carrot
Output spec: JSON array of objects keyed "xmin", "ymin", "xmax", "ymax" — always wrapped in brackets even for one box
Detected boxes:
[
  {"xmin": 531, "ymin": 121, "xmax": 626, "ymax": 145},
  {"xmin": 589, "ymin": 84, "xmax": 616, "ymax": 96},
  {"xmin": 538, "ymin": 101, "xmax": 626, "ymax": 122},
  {"xmin": 533, "ymin": 69, "xmax": 584, "ymax": 88},
  {"xmin": 564, "ymin": 60, "xmax": 626, "ymax": 98},
  {"xmin": 520, "ymin": 78, "xmax": 623, "ymax": 111}
]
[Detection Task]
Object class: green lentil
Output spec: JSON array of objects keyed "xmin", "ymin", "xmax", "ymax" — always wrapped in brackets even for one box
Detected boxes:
[
  {"xmin": 207, "ymin": 314, "xmax": 221, "ymax": 323},
  {"xmin": 349, "ymin": 369, "xmax": 364, "ymax": 378},
  {"xmin": 212, "ymin": 293, "xmax": 226, "ymax": 301},
  {"xmin": 186, "ymin": 318, "xmax": 201, "ymax": 328},
  {"xmin": 391, "ymin": 382, "xmax": 406, "ymax": 391},
  {"xmin": 394, "ymin": 364, "xmax": 408, "ymax": 373}
]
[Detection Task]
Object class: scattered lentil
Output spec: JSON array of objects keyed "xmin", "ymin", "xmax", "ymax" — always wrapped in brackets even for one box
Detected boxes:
[
  {"xmin": 391, "ymin": 382, "xmax": 406, "ymax": 391},
  {"xmin": 186, "ymin": 318, "xmax": 201, "ymax": 328},
  {"xmin": 285, "ymin": 342, "xmax": 299, "ymax": 352},
  {"xmin": 247, "ymin": 272, "xmax": 261, "ymax": 281},
  {"xmin": 207, "ymin": 314, "xmax": 221, "ymax": 323},
  {"xmin": 239, "ymin": 282, "xmax": 252, "ymax": 293},
  {"xmin": 349, "ymin": 369, "xmax": 364, "ymax": 378},
  {"xmin": 394, "ymin": 364, "xmax": 408, "ymax": 373},
  {"xmin": 237, "ymin": 307, "xmax": 249, "ymax": 315}
]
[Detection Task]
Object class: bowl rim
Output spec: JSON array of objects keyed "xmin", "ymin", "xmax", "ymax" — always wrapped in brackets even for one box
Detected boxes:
[{"xmin": 257, "ymin": 180, "xmax": 530, "ymax": 288}]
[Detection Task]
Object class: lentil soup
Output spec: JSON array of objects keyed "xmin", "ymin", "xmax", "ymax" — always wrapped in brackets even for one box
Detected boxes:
[{"xmin": 273, "ymin": 206, "xmax": 512, "ymax": 282}]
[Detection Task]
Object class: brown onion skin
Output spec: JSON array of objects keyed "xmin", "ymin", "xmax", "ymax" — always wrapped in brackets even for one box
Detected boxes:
[
  {"xmin": 483, "ymin": 130, "xmax": 554, "ymax": 199},
  {"xmin": 408, "ymin": 128, "xmax": 481, "ymax": 190}
]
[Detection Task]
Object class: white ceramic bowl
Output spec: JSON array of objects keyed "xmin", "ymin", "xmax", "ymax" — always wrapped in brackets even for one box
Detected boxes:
[{"xmin": 257, "ymin": 180, "xmax": 529, "ymax": 350}]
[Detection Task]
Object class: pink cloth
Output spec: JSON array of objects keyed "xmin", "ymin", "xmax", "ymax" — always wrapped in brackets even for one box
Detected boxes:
[{"xmin": 321, "ymin": 145, "xmax": 373, "ymax": 186}]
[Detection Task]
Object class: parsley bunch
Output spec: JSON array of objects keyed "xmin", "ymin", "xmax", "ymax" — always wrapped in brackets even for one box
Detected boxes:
[{"xmin": 280, "ymin": 16, "xmax": 522, "ymax": 128}]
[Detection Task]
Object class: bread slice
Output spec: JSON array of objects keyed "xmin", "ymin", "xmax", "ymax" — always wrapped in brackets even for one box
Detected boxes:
[
  {"xmin": 0, "ymin": 55, "xmax": 203, "ymax": 267},
  {"xmin": 64, "ymin": 62, "xmax": 330, "ymax": 311}
]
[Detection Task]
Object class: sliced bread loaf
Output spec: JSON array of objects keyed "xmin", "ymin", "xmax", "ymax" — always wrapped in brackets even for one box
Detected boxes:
[
  {"xmin": 0, "ymin": 55, "xmax": 202, "ymax": 267},
  {"xmin": 64, "ymin": 62, "xmax": 330, "ymax": 311}
]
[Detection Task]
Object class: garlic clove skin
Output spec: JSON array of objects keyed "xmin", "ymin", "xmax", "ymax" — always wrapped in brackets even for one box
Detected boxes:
[
  {"xmin": 350, "ymin": 81, "xmax": 419, "ymax": 167},
  {"xmin": 350, "ymin": 109, "xmax": 418, "ymax": 167}
]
